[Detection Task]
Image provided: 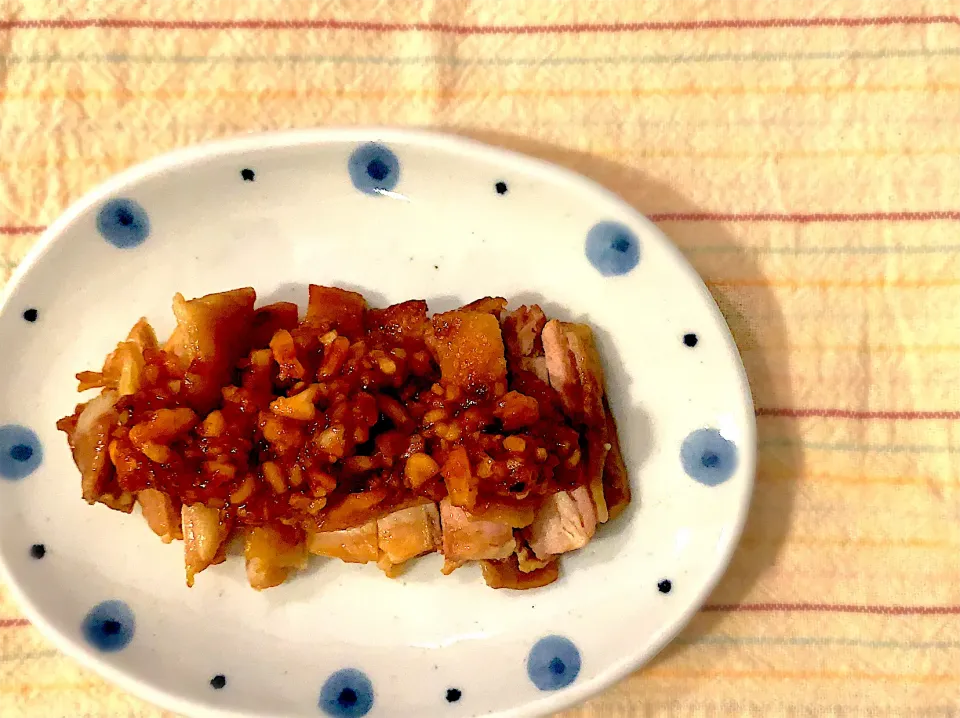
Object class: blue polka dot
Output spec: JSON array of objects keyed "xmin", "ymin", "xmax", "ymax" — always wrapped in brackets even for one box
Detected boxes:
[
  {"xmin": 681, "ymin": 428, "xmax": 738, "ymax": 486},
  {"xmin": 585, "ymin": 221, "xmax": 640, "ymax": 276},
  {"xmin": 0, "ymin": 425, "xmax": 43, "ymax": 480},
  {"xmin": 96, "ymin": 198, "xmax": 150, "ymax": 248},
  {"xmin": 348, "ymin": 143, "xmax": 400, "ymax": 195},
  {"xmin": 319, "ymin": 668, "xmax": 374, "ymax": 718},
  {"xmin": 10, "ymin": 445, "xmax": 32, "ymax": 461},
  {"xmin": 527, "ymin": 635, "xmax": 581, "ymax": 691},
  {"xmin": 82, "ymin": 600, "xmax": 135, "ymax": 652}
]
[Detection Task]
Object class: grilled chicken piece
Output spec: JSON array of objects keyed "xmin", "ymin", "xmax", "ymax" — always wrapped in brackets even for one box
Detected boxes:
[
  {"xmin": 245, "ymin": 526, "xmax": 308, "ymax": 590},
  {"xmin": 516, "ymin": 539, "xmax": 553, "ymax": 573},
  {"xmin": 541, "ymin": 320, "xmax": 606, "ymax": 427},
  {"xmin": 526, "ymin": 486, "xmax": 598, "ymax": 559},
  {"xmin": 461, "ymin": 296, "xmax": 507, "ymax": 317},
  {"xmin": 481, "ymin": 554, "xmax": 559, "ymax": 589},
  {"xmin": 60, "ymin": 389, "xmax": 120, "ymax": 503},
  {"xmin": 376, "ymin": 503, "xmax": 442, "ymax": 576},
  {"xmin": 76, "ymin": 319, "xmax": 158, "ymax": 393},
  {"xmin": 429, "ymin": 310, "xmax": 507, "ymax": 394},
  {"xmin": 367, "ymin": 300, "xmax": 428, "ymax": 343},
  {"xmin": 182, "ymin": 503, "xmax": 229, "ymax": 587},
  {"xmin": 105, "ymin": 318, "xmax": 156, "ymax": 394},
  {"xmin": 125, "ymin": 317, "xmax": 160, "ymax": 353},
  {"xmin": 306, "ymin": 521, "xmax": 379, "ymax": 563},
  {"xmin": 585, "ymin": 427, "xmax": 611, "ymax": 524},
  {"xmin": 439, "ymin": 498, "xmax": 516, "ymax": 571},
  {"xmin": 250, "ymin": 301, "xmax": 300, "ymax": 348},
  {"xmin": 468, "ymin": 499, "xmax": 537, "ymax": 529},
  {"xmin": 501, "ymin": 305, "xmax": 546, "ymax": 361},
  {"xmin": 317, "ymin": 489, "xmax": 389, "ymax": 532},
  {"xmin": 305, "ymin": 285, "xmax": 366, "ymax": 338},
  {"xmin": 98, "ymin": 491, "xmax": 135, "ymax": 513},
  {"xmin": 518, "ymin": 355, "xmax": 549, "ymax": 383},
  {"xmin": 115, "ymin": 318, "xmax": 158, "ymax": 395},
  {"xmin": 501, "ymin": 304, "xmax": 550, "ymax": 384},
  {"xmin": 602, "ymin": 404, "xmax": 631, "ymax": 520},
  {"xmin": 541, "ymin": 320, "xmax": 629, "ymax": 522},
  {"xmin": 111, "ymin": 341, "xmax": 147, "ymax": 396},
  {"xmin": 166, "ymin": 288, "xmax": 257, "ymax": 412},
  {"xmin": 138, "ymin": 488, "xmax": 181, "ymax": 543}
]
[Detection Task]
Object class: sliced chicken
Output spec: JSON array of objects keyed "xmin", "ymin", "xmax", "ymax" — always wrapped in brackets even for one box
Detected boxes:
[
  {"xmin": 585, "ymin": 427, "xmax": 611, "ymax": 524},
  {"xmin": 76, "ymin": 319, "xmax": 158, "ymax": 393},
  {"xmin": 245, "ymin": 526, "xmax": 308, "ymax": 590},
  {"xmin": 305, "ymin": 285, "xmax": 366, "ymax": 338},
  {"xmin": 99, "ymin": 491, "xmax": 136, "ymax": 513},
  {"xmin": 306, "ymin": 521, "xmax": 379, "ymax": 563},
  {"xmin": 166, "ymin": 288, "xmax": 257, "ymax": 412},
  {"xmin": 317, "ymin": 488, "xmax": 389, "ymax": 532},
  {"xmin": 481, "ymin": 554, "xmax": 559, "ymax": 589},
  {"xmin": 468, "ymin": 499, "xmax": 536, "ymax": 529},
  {"xmin": 501, "ymin": 305, "xmax": 546, "ymax": 361},
  {"xmin": 182, "ymin": 503, "xmax": 229, "ymax": 587},
  {"xmin": 516, "ymin": 539, "xmax": 553, "ymax": 573},
  {"xmin": 138, "ymin": 488, "xmax": 181, "ymax": 543},
  {"xmin": 60, "ymin": 389, "xmax": 120, "ymax": 503},
  {"xmin": 376, "ymin": 503, "xmax": 442, "ymax": 576},
  {"xmin": 367, "ymin": 300, "xmax": 428, "ymax": 343},
  {"xmin": 541, "ymin": 320, "xmax": 606, "ymax": 427},
  {"xmin": 113, "ymin": 341, "xmax": 147, "ymax": 396},
  {"xmin": 114, "ymin": 318, "xmax": 158, "ymax": 394},
  {"xmin": 250, "ymin": 301, "xmax": 300, "ymax": 348},
  {"xmin": 518, "ymin": 355, "xmax": 549, "ymax": 383},
  {"xmin": 501, "ymin": 304, "xmax": 550, "ymax": 387},
  {"xmin": 526, "ymin": 486, "xmax": 598, "ymax": 559},
  {"xmin": 167, "ymin": 288, "xmax": 256, "ymax": 365},
  {"xmin": 461, "ymin": 296, "xmax": 507, "ymax": 317},
  {"xmin": 429, "ymin": 310, "xmax": 507, "ymax": 394},
  {"xmin": 125, "ymin": 317, "xmax": 159, "ymax": 354},
  {"xmin": 439, "ymin": 498, "xmax": 516, "ymax": 571},
  {"xmin": 602, "ymin": 404, "xmax": 631, "ymax": 520}
]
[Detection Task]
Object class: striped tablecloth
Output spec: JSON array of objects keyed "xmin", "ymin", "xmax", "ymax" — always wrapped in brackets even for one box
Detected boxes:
[{"xmin": 1, "ymin": 2, "xmax": 958, "ymax": 717}]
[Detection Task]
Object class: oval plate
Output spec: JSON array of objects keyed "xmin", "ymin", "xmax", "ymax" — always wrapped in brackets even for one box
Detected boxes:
[{"xmin": 0, "ymin": 129, "xmax": 754, "ymax": 718}]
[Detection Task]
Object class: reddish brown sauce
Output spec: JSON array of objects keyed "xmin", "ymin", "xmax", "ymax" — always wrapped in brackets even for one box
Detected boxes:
[{"xmin": 61, "ymin": 293, "xmax": 586, "ymax": 526}]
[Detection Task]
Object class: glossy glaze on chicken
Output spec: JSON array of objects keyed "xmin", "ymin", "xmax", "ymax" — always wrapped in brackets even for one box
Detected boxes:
[{"xmin": 57, "ymin": 286, "xmax": 629, "ymax": 590}]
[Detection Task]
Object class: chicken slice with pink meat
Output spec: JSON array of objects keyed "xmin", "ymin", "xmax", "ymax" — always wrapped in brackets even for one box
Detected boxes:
[
  {"xmin": 439, "ymin": 498, "xmax": 516, "ymax": 573},
  {"xmin": 376, "ymin": 503, "xmax": 442, "ymax": 576},
  {"xmin": 526, "ymin": 485, "xmax": 598, "ymax": 559}
]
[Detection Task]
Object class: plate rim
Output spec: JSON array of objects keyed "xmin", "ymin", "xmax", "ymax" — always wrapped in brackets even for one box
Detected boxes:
[{"xmin": 0, "ymin": 126, "xmax": 756, "ymax": 718}]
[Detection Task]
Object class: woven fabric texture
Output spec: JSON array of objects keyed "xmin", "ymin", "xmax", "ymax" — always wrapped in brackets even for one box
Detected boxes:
[{"xmin": 0, "ymin": 2, "xmax": 958, "ymax": 717}]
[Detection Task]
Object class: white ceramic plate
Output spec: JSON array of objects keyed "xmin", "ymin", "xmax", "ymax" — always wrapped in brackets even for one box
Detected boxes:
[{"xmin": 0, "ymin": 129, "xmax": 754, "ymax": 718}]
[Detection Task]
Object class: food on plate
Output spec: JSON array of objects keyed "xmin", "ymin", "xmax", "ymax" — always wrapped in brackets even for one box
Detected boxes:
[{"xmin": 57, "ymin": 286, "xmax": 630, "ymax": 590}]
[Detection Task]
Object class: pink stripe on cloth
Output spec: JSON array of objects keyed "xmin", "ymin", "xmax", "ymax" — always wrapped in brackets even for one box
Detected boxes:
[
  {"xmin": 757, "ymin": 408, "xmax": 960, "ymax": 420},
  {"xmin": 703, "ymin": 603, "xmax": 960, "ymax": 615},
  {"xmin": 0, "ymin": 15, "xmax": 957, "ymax": 34},
  {"xmin": 0, "ymin": 618, "xmax": 30, "ymax": 628},
  {"xmin": 650, "ymin": 211, "xmax": 960, "ymax": 222}
]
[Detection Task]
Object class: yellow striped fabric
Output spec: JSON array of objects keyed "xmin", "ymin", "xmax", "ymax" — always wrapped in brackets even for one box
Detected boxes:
[{"xmin": 1, "ymin": 1, "xmax": 958, "ymax": 717}]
